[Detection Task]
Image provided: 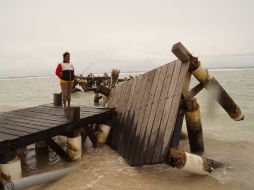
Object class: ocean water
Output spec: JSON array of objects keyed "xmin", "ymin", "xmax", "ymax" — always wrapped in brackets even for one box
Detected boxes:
[{"xmin": 0, "ymin": 69, "xmax": 254, "ymax": 190}]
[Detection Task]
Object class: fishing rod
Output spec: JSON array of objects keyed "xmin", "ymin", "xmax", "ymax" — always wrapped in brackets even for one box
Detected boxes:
[{"xmin": 81, "ymin": 62, "xmax": 95, "ymax": 74}]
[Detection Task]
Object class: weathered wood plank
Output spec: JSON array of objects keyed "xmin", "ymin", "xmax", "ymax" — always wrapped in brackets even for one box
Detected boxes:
[
  {"xmin": 142, "ymin": 62, "xmax": 176, "ymax": 164},
  {"xmin": 0, "ymin": 132, "xmax": 19, "ymax": 141},
  {"xmin": 0, "ymin": 123, "xmax": 40, "ymax": 133},
  {"xmin": 111, "ymin": 81, "xmax": 131, "ymax": 150},
  {"xmin": 130, "ymin": 65, "xmax": 167, "ymax": 165},
  {"xmin": 127, "ymin": 68, "xmax": 157, "ymax": 165},
  {"xmin": 0, "ymin": 120, "xmax": 51, "ymax": 131},
  {"xmin": 150, "ymin": 61, "xmax": 183, "ymax": 163},
  {"xmin": 155, "ymin": 61, "xmax": 189, "ymax": 163},
  {"xmin": 0, "ymin": 127, "xmax": 30, "ymax": 137},
  {"xmin": 123, "ymin": 72, "xmax": 150, "ymax": 160},
  {"xmin": 1, "ymin": 112, "xmax": 68, "ymax": 123},
  {"xmin": 114, "ymin": 79, "xmax": 138, "ymax": 151},
  {"xmin": 1, "ymin": 113, "xmax": 68, "ymax": 126},
  {"xmin": 117, "ymin": 79, "xmax": 136, "ymax": 154},
  {"xmin": 119, "ymin": 75, "xmax": 144, "ymax": 156},
  {"xmin": 109, "ymin": 83, "xmax": 127, "ymax": 147},
  {"xmin": 141, "ymin": 62, "xmax": 176, "ymax": 165},
  {"xmin": 0, "ymin": 117, "xmax": 57, "ymax": 128}
]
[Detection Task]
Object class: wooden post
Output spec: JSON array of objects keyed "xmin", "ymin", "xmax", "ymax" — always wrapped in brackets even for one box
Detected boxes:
[
  {"xmin": 168, "ymin": 148, "xmax": 222, "ymax": 175},
  {"xmin": 53, "ymin": 93, "xmax": 62, "ymax": 106},
  {"xmin": 172, "ymin": 42, "xmax": 244, "ymax": 121},
  {"xmin": 66, "ymin": 107, "xmax": 82, "ymax": 161},
  {"xmin": 183, "ymin": 98, "xmax": 204, "ymax": 153},
  {"xmin": 185, "ymin": 83, "xmax": 204, "ymax": 99},
  {"xmin": 111, "ymin": 69, "xmax": 120, "ymax": 88},
  {"xmin": 0, "ymin": 151, "xmax": 22, "ymax": 181}
]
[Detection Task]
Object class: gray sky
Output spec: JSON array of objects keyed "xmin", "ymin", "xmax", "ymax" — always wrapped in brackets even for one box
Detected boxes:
[{"xmin": 0, "ymin": 0, "xmax": 254, "ymax": 77}]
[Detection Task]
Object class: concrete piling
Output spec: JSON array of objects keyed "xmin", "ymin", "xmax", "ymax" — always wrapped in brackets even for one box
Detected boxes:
[
  {"xmin": 168, "ymin": 148, "xmax": 222, "ymax": 175},
  {"xmin": 67, "ymin": 134, "xmax": 82, "ymax": 161},
  {"xmin": 0, "ymin": 152, "xmax": 22, "ymax": 182},
  {"xmin": 97, "ymin": 124, "xmax": 111, "ymax": 145}
]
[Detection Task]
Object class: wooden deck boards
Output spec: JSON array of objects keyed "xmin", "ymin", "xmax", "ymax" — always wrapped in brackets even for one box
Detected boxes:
[
  {"xmin": 0, "ymin": 104, "xmax": 115, "ymax": 154},
  {"xmin": 107, "ymin": 60, "xmax": 189, "ymax": 166}
]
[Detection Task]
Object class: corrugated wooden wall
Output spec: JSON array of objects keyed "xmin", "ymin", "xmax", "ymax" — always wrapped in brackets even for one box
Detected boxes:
[{"xmin": 107, "ymin": 60, "xmax": 189, "ymax": 166}]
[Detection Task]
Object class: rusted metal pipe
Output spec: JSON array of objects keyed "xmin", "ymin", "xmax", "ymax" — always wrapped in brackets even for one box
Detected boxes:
[{"xmin": 1, "ymin": 167, "xmax": 75, "ymax": 190}]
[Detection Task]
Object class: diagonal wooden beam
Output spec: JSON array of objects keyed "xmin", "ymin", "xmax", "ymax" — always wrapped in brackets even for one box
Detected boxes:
[{"xmin": 44, "ymin": 138, "xmax": 72, "ymax": 162}]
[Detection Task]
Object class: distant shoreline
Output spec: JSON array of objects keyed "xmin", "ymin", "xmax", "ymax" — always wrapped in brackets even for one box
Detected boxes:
[{"xmin": 1, "ymin": 66, "xmax": 254, "ymax": 80}]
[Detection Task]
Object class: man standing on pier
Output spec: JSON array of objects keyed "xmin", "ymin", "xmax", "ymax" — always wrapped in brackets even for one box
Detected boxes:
[{"xmin": 55, "ymin": 52, "xmax": 75, "ymax": 113}]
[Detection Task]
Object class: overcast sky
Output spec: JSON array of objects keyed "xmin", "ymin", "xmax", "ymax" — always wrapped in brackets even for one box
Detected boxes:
[{"xmin": 0, "ymin": 0, "xmax": 254, "ymax": 77}]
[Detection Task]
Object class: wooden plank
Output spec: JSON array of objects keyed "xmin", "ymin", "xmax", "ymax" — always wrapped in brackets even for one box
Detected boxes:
[
  {"xmin": 41, "ymin": 104, "xmax": 111, "ymax": 112},
  {"xmin": 0, "ymin": 120, "xmax": 51, "ymax": 131},
  {"xmin": 116, "ymin": 79, "xmax": 135, "ymax": 153},
  {"xmin": 114, "ymin": 80, "xmax": 135, "ymax": 150},
  {"xmin": 0, "ymin": 116, "xmax": 63, "ymax": 128},
  {"xmin": 105, "ymin": 82, "xmax": 124, "ymax": 147},
  {"xmin": 16, "ymin": 106, "xmax": 110, "ymax": 116},
  {"xmin": 150, "ymin": 60, "xmax": 182, "ymax": 163},
  {"xmin": 121, "ymin": 74, "xmax": 148, "ymax": 159},
  {"xmin": 110, "ymin": 76, "xmax": 143, "ymax": 148},
  {"xmin": 109, "ymin": 83, "xmax": 127, "ymax": 147},
  {"xmin": 2, "ymin": 108, "xmax": 101, "ymax": 122},
  {"xmin": 117, "ymin": 78, "xmax": 138, "ymax": 155},
  {"xmin": 153, "ymin": 60, "xmax": 189, "ymax": 163},
  {"xmin": 143, "ymin": 62, "xmax": 175, "ymax": 164},
  {"xmin": 0, "ymin": 132, "xmax": 19, "ymax": 141},
  {"xmin": 45, "ymin": 138, "xmax": 72, "ymax": 162},
  {"xmin": 0, "ymin": 127, "xmax": 30, "ymax": 136},
  {"xmin": 1, "ymin": 113, "xmax": 68, "ymax": 126},
  {"xmin": 0, "ymin": 123, "xmax": 40, "ymax": 133},
  {"xmin": 118, "ymin": 76, "xmax": 146, "ymax": 155},
  {"xmin": 138, "ymin": 63, "xmax": 176, "ymax": 165},
  {"xmin": 124, "ymin": 70, "xmax": 156, "ymax": 164},
  {"xmin": 129, "ymin": 66, "xmax": 166, "ymax": 165},
  {"xmin": 1, "ymin": 111, "xmax": 67, "ymax": 122}
]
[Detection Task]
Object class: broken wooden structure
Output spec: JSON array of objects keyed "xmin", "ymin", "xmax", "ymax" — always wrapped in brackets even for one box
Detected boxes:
[
  {"xmin": 106, "ymin": 42, "xmax": 243, "ymax": 174},
  {"xmin": 72, "ymin": 69, "xmax": 131, "ymax": 93}
]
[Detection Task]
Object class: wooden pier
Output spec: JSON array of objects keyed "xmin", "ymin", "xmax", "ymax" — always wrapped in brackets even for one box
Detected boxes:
[{"xmin": 0, "ymin": 104, "xmax": 115, "ymax": 160}]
